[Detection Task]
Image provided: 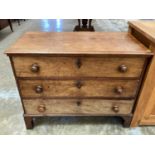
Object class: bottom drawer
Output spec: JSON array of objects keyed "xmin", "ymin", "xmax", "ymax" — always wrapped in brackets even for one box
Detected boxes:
[{"xmin": 23, "ymin": 99, "xmax": 134, "ymax": 115}]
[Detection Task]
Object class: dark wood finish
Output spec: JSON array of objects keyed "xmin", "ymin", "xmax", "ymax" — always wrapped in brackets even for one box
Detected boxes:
[
  {"xmin": 8, "ymin": 19, "xmax": 13, "ymax": 32},
  {"xmin": 74, "ymin": 19, "xmax": 95, "ymax": 32},
  {"xmin": 31, "ymin": 63, "xmax": 40, "ymax": 73},
  {"xmin": 0, "ymin": 19, "xmax": 13, "ymax": 32},
  {"xmin": 24, "ymin": 116, "xmax": 34, "ymax": 129},
  {"xmin": 122, "ymin": 116, "xmax": 132, "ymax": 127}
]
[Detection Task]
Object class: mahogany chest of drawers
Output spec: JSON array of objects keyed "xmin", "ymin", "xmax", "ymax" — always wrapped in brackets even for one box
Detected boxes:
[{"xmin": 5, "ymin": 32, "xmax": 152, "ymax": 129}]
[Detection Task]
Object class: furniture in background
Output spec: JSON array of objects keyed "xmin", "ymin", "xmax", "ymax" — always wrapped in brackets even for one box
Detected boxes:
[
  {"xmin": 5, "ymin": 29, "xmax": 151, "ymax": 129},
  {"xmin": 0, "ymin": 19, "xmax": 13, "ymax": 32},
  {"xmin": 74, "ymin": 19, "xmax": 95, "ymax": 31},
  {"xmin": 128, "ymin": 21, "xmax": 155, "ymax": 127},
  {"xmin": 15, "ymin": 19, "xmax": 26, "ymax": 25}
]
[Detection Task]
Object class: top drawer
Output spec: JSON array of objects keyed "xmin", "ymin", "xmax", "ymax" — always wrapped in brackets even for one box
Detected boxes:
[{"xmin": 12, "ymin": 56, "xmax": 145, "ymax": 78}]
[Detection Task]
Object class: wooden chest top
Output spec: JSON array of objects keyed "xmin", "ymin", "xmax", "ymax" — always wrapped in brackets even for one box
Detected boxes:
[
  {"xmin": 129, "ymin": 21, "xmax": 155, "ymax": 43},
  {"xmin": 5, "ymin": 27, "xmax": 153, "ymax": 128},
  {"xmin": 5, "ymin": 32, "xmax": 151, "ymax": 55}
]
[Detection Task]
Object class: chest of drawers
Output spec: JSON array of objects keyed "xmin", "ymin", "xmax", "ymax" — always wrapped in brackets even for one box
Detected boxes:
[{"xmin": 5, "ymin": 32, "xmax": 152, "ymax": 129}]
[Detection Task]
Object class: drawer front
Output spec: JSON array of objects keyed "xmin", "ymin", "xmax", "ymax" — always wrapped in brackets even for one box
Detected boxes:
[
  {"xmin": 12, "ymin": 56, "xmax": 145, "ymax": 78},
  {"xmin": 23, "ymin": 99, "xmax": 134, "ymax": 115},
  {"xmin": 19, "ymin": 79, "xmax": 139, "ymax": 98}
]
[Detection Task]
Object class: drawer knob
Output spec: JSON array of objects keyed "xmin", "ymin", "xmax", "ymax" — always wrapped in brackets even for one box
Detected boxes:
[
  {"xmin": 115, "ymin": 86, "xmax": 123, "ymax": 94},
  {"xmin": 35, "ymin": 85, "xmax": 43, "ymax": 93},
  {"xmin": 119, "ymin": 65, "xmax": 127, "ymax": 73},
  {"xmin": 112, "ymin": 105, "xmax": 119, "ymax": 113},
  {"xmin": 75, "ymin": 80, "xmax": 83, "ymax": 89},
  {"xmin": 38, "ymin": 104, "xmax": 46, "ymax": 112},
  {"xmin": 76, "ymin": 101, "xmax": 81, "ymax": 106},
  {"xmin": 76, "ymin": 58, "xmax": 82, "ymax": 68},
  {"xmin": 31, "ymin": 63, "xmax": 40, "ymax": 73}
]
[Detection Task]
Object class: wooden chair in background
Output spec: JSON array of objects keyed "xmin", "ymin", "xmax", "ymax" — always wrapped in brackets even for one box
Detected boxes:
[{"xmin": 74, "ymin": 19, "xmax": 95, "ymax": 31}]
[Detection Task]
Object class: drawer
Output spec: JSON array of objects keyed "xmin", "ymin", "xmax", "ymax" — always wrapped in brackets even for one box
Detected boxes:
[
  {"xmin": 19, "ymin": 79, "xmax": 139, "ymax": 98},
  {"xmin": 23, "ymin": 99, "xmax": 134, "ymax": 115},
  {"xmin": 12, "ymin": 56, "xmax": 145, "ymax": 78}
]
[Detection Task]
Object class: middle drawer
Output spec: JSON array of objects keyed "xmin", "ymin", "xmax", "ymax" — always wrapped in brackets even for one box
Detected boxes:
[{"xmin": 19, "ymin": 79, "xmax": 139, "ymax": 98}]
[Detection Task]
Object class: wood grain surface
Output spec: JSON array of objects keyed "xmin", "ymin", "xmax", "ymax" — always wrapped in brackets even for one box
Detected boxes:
[
  {"xmin": 18, "ymin": 79, "xmax": 139, "ymax": 98},
  {"xmin": 129, "ymin": 21, "xmax": 155, "ymax": 126},
  {"xmin": 5, "ymin": 32, "xmax": 151, "ymax": 55},
  {"xmin": 23, "ymin": 99, "xmax": 134, "ymax": 115},
  {"xmin": 134, "ymin": 45, "xmax": 155, "ymax": 126},
  {"xmin": 6, "ymin": 30, "xmax": 152, "ymax": 128},
  {"xmin": 129, "ymin": 21, "xmax": 155, "ymax": 43},
  {"xmin": 12, "ymin": 56, "xmax": 146, "ymax": 78}
]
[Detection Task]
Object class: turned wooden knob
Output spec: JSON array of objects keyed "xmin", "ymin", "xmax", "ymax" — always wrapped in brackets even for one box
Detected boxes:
[
  {"xmin": 119, "ymin": 65, "xmax": 127, "ymax": 73},
  {"xmin": 38, "ymin": 104, "xmax": 46, "ymax": 112},
  {"xmin": 76, "ymin": 58, "xmax": 82, "ymax": 68},
  {"xmin": 112, "ymin": 105, "xmax": 119, "ymax": 113},
  {"xmin": 31, "ymin": 63, "xmax": 40, "ymax": 73},
  {"xmin": 35, "ymin": 85, "xmax": 43, "ymax": 93},
  {"xmin": 75, "ymin": 80, "xmax": 83, "ymax": 89},
  {"xmin": 115, "ymin": 86, "xmax": 123, "ymax": 94}
]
